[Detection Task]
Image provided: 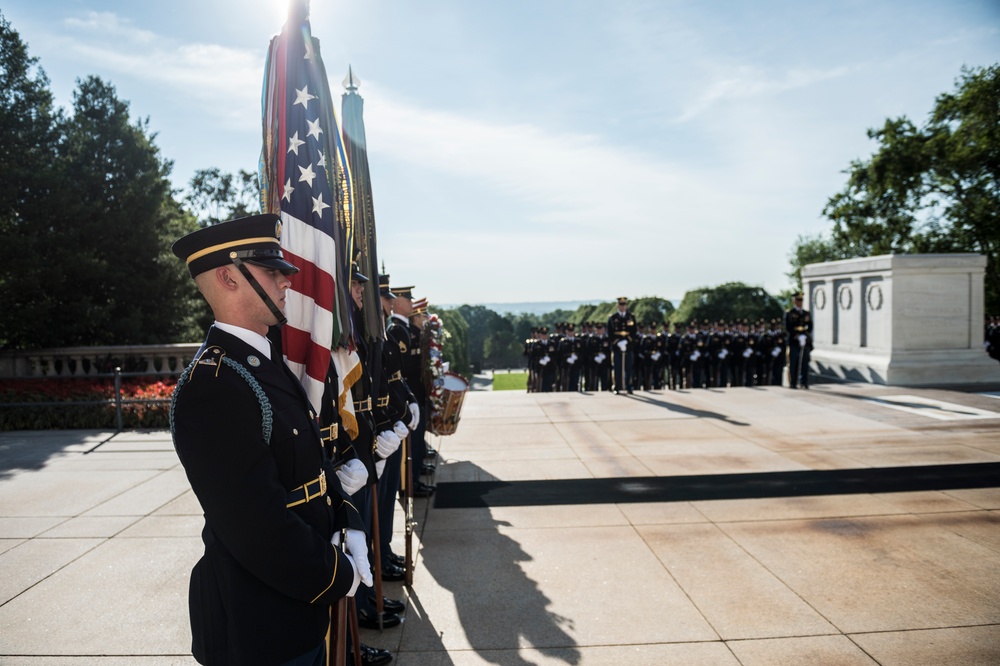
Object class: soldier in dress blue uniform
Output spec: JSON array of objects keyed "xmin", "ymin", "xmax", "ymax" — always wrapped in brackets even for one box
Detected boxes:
[
  {"xmin": 668, "ymin": 322, "xmax": 683, "ymax": 390},
  {"xmin": 988, "ymin": 315, "xmax": 1000, "ymax": 365},
  {"xmin": 557, "ymin": 323, "xmax": 583, "ymax": 391},
  {"xmin": 392, "ymin": 287, "xmax": 438, "ymax": 498},
  {"xmin": 170, "ymin": 215, "xmax": 369, "ymax": 666},
  {"xmin": 376, "ymin": 274, "xmax": 420, "ymax": 592},
  {"xmin": 785, "ymin": 293, "xmax": 813, "ymax": 388},
  {"xmin": 593, "ymin": 322, "xmax": 612, "ymax": 391},
  {"xmin": 607, "ymin": 297, "xmax": 637, "ymax": 394},
  {"xmin": 538, "ymin": 327, "xmax": 558, "ymax": 392}
]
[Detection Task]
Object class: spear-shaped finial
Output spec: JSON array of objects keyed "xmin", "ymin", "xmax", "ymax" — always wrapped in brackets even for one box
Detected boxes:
[{"xmin": 343, "ymin": 65, "xmax": 360, "ymax": 92}]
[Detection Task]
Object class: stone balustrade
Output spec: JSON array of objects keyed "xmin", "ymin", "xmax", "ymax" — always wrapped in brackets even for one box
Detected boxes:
[{"xmin": 0, "ymin": 343, "xmax": 202, "ymax": 378}]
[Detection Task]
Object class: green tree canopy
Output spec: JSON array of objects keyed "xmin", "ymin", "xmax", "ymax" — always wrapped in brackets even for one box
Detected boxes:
[
  {"xmin": 671, "ymin": 282, "xmax": 783, "ymax": 326},
  {"xmin": 186, "ymin": 167, "xmax": 260, "ymax": 226},
  {"xmin": 432, "ymin": 307, "xmax": 470, "ymax": 378},
  {"xmin": 0, "ymin": 12, "xmax": 202, "ymax": 349},
  {"xmin": 801, "ymin": 64, "xmax": 1000, "ymax": 312}
]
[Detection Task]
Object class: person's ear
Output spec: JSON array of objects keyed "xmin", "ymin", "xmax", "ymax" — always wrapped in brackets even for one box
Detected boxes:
[{"xmin": 216, "ymin": 266, "xmax": 238, "ymax": 290}]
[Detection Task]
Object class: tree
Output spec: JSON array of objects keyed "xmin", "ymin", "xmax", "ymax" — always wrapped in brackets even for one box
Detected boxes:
[
  {"xmin": 432, "ymin": 307, "xmax": 470, "ymax": 378},
  {"xmin": 456, "ymin": 304, "xmax": 511, "ymax": 372},
  {"xmin": 0, "ymin": 65, "xmax": 202, "ymax": 348},
  {"xmin": 817, "ymin": 64, "xmax": 1000, "ymax": 312},
  {"xmin": 0, "ymin": 13, "xmax": 61, "ymax": 349},
  {"xmin": 186, "ymin": 168, "xmax": 261, "ymax": 226},
  {"xmin": 786, "ymin": 232, "xmax": 853, "ymax": 289},
  {"xmin": 672, "ymin": 282, "xmax": 783, "ymax": 325}
]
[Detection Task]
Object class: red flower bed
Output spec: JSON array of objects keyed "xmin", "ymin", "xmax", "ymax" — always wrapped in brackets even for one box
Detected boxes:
[{"xmin": 0, "ymin": 377, "xmax": 177, "ymax": 431}]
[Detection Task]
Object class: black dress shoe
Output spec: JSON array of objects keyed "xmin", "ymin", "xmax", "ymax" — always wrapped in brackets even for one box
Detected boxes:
[
  {"xmin": 412, "ymin": 481, "xmax": 436, "ymax": 497},
  {"xmin": 420, "ymin": 463, "xmax": 436, "ymax": 475},
  {"xmin": 357, "ymin": 608, "xmax": 401, "ymax": 630},
  {"xmin": 360, "ymin": 644, "xmax": 393, "ymax": 665},
  {"xmin": 387, "ymin": 552, "xmax": 405, "ymax": 567},
  {"xmin": 369, "ymin": 595, "xmax": 405, "ymax": 613},
  {"xmin": 424, "ymin": 447, "xmax": 438, "ymax": 459},
  {"xmin": 380, "ymin": 562, "xmax": 406, "ymax": 582}
]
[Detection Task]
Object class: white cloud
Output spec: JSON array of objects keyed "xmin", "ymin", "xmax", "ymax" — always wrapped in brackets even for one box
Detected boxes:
[
  {"xmin": 676, "ymin": 65, "xmax": 851, "ymax": 123},
  {"xmin": 363, "ymin": 86, "xmax": 723, "ymax": 235},
  {"xmin": 58, "ymin": 11, "xmax": 263, "ymax": 128}
]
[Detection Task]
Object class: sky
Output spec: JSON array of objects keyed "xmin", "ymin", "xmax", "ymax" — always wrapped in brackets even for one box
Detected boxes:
[{"xmin": 4, "ymin": 0, "xmax": 998, "ymax": 306}]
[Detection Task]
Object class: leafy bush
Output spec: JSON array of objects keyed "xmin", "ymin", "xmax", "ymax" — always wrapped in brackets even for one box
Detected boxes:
[{"xmin": 0, "ymin": 377, "xmax": 176, "ymax": 430}]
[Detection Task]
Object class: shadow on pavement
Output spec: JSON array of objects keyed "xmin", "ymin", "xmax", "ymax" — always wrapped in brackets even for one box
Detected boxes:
[
  {"xmin": 416, "ymin": 461, "xmax": 581, "ymax": 666},
  {"xmin": 0, "ymin": 430, "xmax": 115, "ymax": 480},
  {"xmin": 624, "ymin": 391, "xmax": 750, "ymax": 426}
]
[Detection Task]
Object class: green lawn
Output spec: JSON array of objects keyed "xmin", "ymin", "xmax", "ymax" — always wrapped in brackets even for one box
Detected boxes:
[{"xmin": 492, "ymin": 371, "xmax": 528, "ymax": 391}]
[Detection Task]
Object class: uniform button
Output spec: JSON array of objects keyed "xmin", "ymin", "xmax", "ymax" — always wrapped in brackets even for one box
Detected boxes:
[
  {"xmin": 326, "ymin": 497, "xmax": 332, "ymax": 506},
  {"xmin": 293, "ymin": 428, "xmax": 299, "ymax": 435}
]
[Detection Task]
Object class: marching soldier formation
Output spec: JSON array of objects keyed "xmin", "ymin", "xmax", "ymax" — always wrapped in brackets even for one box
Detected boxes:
[
  {"xmin": 170, "ymin": 216, "xmax": 442, "ymax": 666},
  {"xmin": 525, "ymin": 296, "xmax": 803, "ymax": 393}
]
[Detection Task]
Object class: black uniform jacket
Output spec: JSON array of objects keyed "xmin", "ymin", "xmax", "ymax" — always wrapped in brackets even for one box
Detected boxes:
[
  {"xmin": 172, "ymin": 326, "xmax": 360, "ymax": 665},
  {"xmin": 385, "ymin": 316, "xmax": 418, "ymax": 427},
  {"xmin": 401, "ymin": 320, "xmax": 427, "ymax": 404},
  {"xmin": 608, "ymin": 310, "xmax": 638, "ymax": 345}
]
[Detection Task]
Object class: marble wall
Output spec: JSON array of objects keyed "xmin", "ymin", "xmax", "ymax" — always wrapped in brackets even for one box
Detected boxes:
[{"xmin": 801, "ymin": 254, "xmax": 997, "ymax": 385}]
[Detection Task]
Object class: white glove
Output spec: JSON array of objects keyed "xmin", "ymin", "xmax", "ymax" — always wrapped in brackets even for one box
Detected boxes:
[
  {"xmin": 651, "ymin": 351, "xmax": 661, "ymax": 361},
  {"xmin": 690, "ymin": 350, "xmax": 701, "ymax": 362},
  {"xmin": 334, "ymin": 458, "xmax": 368, "ymax": 496},
  {"xmin": 743, "ymin": 348, "xmax": 753, "ymax": 358},
  {"xmin": 718, "ymin": 349, "xmax": 728, "ymax": 360},
  {"xmin": 798, "ymin": 334, "xmax": 807, "ymax": 347},
  {"xmin": 375, "ymin": 459, "xmax": 386, "ymax": 479},
  {"xmin": 341, "ymin": 551, "xmax": 362, "ymax": 597},
  {"xmin": 771, "ymin": 346, "xmax": 782, "ymax": 357},
  {"xmin": 344, "ymin": 528, "xmax": 372, "ymax": 588},
  {"xmin": 617, "ymin": 339, "xmax": 628, "ymax": 352},
  {"xmin": 567, "ymin": 353, "xmax": 577, "ymax": 365},
  {"xmin": 393, "ymin": 420, "xmax": 408, "ymax": 440},
  {"xmin": 539, "ymin": 355, "xmax": 550, "ymax": 366},
  {"xmin": 331, "ymin": 530, "xmax": 367, "ymax": 594},
  {"xmin": 594, "ymin": 352, "xmax": 606, "ymax": 364},
  {"xmin": 375, "ymin": 430, "xmax": 401, "ymax": 459},
  {"xmin": 407, "ymin": 402, "xmax": 420, "ymax": 428}
]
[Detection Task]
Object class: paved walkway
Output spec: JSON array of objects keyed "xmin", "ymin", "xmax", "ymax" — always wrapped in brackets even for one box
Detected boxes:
[{"xmin": 2, "ymin": 380, "xmax": 1000, "ymax": 664}]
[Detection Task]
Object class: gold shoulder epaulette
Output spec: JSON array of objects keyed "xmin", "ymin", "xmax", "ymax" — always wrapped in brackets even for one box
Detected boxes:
[{"xmin": 192, "ymin": 346, "xmax": 227, "ymax": 378}]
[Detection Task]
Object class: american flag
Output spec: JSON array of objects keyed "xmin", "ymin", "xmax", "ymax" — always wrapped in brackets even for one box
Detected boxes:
[{"xmin": 259, "ymin": 0, "xmax": 360, "ymax": 418}]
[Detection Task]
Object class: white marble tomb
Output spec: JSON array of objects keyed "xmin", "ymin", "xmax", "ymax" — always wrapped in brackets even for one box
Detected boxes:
[{"xmin": 801, "ymin": 253, "xmax": 998, "ymax": 385}]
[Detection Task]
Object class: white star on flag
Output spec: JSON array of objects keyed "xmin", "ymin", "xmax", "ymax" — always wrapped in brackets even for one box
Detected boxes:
[
  {"xmin": 306, "ymin": 117, "xmax": 323, "ymax": 141},
  {"xmin": 282, "ymin": 178, "xmax": 294, "ymax": 202},
  {"xmin": 317, "ymin": 152, "xmax": 326, "ymax": 169},
  {"xmin": 298, "ymin": 162, "xmax": 316, "ymax": 187},
  {"xmin": 287, "ymin": 132, "xmax": 304, "ymax": 155},
  {"xmin": 294, "ymin": 86, "xmax": 315, "ymax": 108},
  {"xmin": 312, "ymin": 193, "xmax": 330, "ymax": 217}
]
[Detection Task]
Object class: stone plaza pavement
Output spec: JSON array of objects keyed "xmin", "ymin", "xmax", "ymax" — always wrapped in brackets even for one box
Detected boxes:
[{"xmin": 2, "ymin": 380, "xmax": 1000, "ymax": 665}]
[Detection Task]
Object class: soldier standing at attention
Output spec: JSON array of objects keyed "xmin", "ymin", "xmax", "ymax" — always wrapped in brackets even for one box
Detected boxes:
[
  {"xmin": 607, "ymin": 296, "xmax": 637, "ymax": 394},
  {"xmin": 170, "ymin": 215, "xmax": 368, "ymax": 665},
  {"xmin": 593, "ymin": 322, "xmax": 612, "ymax": 391},
  {"xmin": 785, "ymin": 292, "xmax": 813, "ymax": 389}
]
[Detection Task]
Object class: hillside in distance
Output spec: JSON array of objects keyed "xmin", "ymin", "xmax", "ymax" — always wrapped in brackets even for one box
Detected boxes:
[
  {"xmin": 435, "ymin": 300, "xmax": 597, "ymax": 316},
  {"xmin": 439, "ymin": 300, "xmax": 680, "ymax": 316}
]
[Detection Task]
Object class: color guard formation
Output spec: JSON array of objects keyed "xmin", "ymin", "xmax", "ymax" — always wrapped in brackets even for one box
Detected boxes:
[
  {"xmin": 525, "ymin": 296, "xmax": 812, "ymax": 393},
  {"xmin": 170, "ymin": 216, "xmax": 448, "ymax": 666}
]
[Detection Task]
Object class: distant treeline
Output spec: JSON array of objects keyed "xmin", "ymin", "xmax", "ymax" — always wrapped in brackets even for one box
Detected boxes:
[{"xmin": 431, "ymin": 281, "xmax": 791, "ymax": 375}]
